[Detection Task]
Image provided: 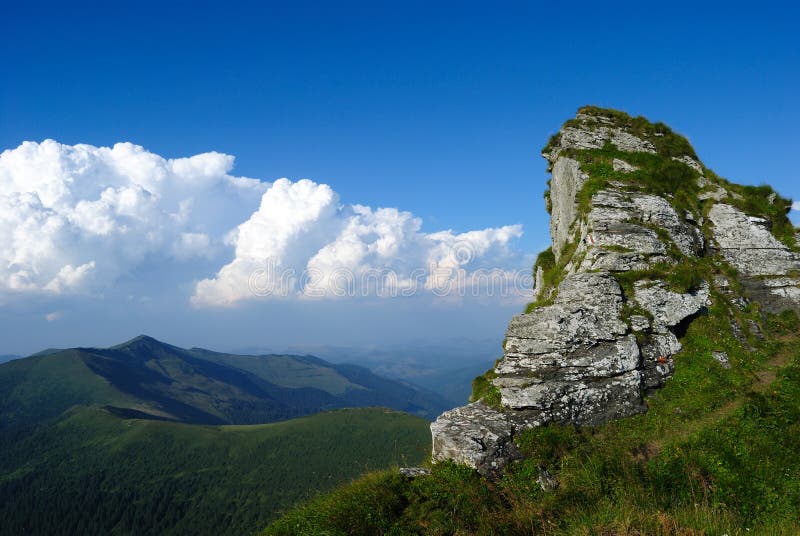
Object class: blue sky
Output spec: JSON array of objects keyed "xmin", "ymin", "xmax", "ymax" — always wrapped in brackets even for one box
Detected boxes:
[{"xmin": 1, "ymin": 1, "xmax": 798, "ymax": 355}]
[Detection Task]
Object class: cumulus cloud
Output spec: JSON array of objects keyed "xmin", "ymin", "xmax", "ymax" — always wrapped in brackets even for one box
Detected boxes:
[
  {"xmin": 1, "ymin": 140, "xmax": 531, "ymax": 307},
  {"xmin": 192, "ymin": 179, "xmax": 531, "ymax": 307},
  {"xmin": 793, "ymin": 201, "xmax": 800, "ymax": 211},
  {"xmin": 0, "ymin": 140, "xmax": 265, "ymax": 298}
]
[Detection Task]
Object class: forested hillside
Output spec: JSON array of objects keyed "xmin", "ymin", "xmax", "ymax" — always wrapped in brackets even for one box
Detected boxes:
[{"xmin": 0, "ymin": 407, "xmax": 429, "ymax": 535}]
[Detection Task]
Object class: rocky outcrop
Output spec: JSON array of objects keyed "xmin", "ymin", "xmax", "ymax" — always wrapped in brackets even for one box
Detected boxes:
[
  {"xmin": 497, "ymin": 272, "xmax": 644, "ymax": 423},
  {"xmin": 431, "ymin": 107, "xmax": 800, "ymax": 477},
  {"xmin": 544, "ymin": 113, "xmax": 656, "ymax": 161},
  {"xmin": 573, "ymin": 188, "xmax": 704, "ymax": 273},
  {"xmin": 708, "ymin": 203, "xmax": 800, "ymax": 312}
]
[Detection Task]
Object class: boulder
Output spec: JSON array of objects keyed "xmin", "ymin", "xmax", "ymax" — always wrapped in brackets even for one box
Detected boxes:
[
  {"xmin": 613, "ymin": 158, "xmax": 639, "ymax": 173},
  {"xmin": 430, "ymin": 401, "xmax": 520, "ymax": 477}
]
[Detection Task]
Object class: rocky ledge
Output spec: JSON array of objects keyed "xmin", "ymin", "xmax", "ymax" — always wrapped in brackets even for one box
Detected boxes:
[{"xmin": 431, "ymin": 107, "xmax": 800, "ymax": 477}]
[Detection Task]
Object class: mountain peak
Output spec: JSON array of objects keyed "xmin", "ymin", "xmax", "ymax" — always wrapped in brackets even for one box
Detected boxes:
[
  {"xmin": 542, "ymin": 105, "xmax": 699, "ymax": 167},
  {"xmin": 112, "ymin": 334, "xmax": 175, "ymax": 353}
]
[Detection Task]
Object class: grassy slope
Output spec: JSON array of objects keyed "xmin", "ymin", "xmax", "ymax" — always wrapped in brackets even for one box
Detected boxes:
[
  {"xmin": 264, "ymin": 108, "xmax": 800, "ymax": 535},
  {"xmin": 0, "ymin": 407, "xmax": 430, "ymax": 536},
  {"xmin": 192, "ymin": 351, "xmax": 362, "ymax": 395}
]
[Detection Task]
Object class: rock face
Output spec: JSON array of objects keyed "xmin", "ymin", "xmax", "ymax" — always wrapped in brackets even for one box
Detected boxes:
[
  {"xmin": 549, "ymin": 157, "xmax": 588, "ymax": 258},
  {"xmin": 574, "ymin": 189, "xmax": 704, "ymax": 273},
  {"xmin": 431, "ymin": 107, "xmax": 800, "ymax": 477},
  {"xmin": 708, "ymin": 203, "xmax": 800, "ymax": 312},
  {"xmin": 498, "ymin": 272, "xmax": 644, "ymax": 423}
]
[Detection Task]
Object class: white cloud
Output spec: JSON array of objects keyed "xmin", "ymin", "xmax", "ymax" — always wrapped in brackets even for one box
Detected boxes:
[
  {"xmin": 45, "ymin": 311, "xmax": 62, "ymax": 322},
  {"xmin": 792, "ymin": 201, "xmax": 800, "ymax": 211},
  {"xmin": 0, "ymin": 140, "xmax": 266, "ymax": 297},
  {"xmin": 1, "ymin": 140, "xmax": 531, "ymax": 307},
  {"xmin": 192, "ymin": 179, "xmax": 531, "ymax": 306}
]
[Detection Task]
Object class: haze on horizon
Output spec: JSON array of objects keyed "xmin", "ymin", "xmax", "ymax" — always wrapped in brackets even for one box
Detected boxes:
[{"xmin": 1, "ymin": 1, "xmax": 798, "ymax": 356}]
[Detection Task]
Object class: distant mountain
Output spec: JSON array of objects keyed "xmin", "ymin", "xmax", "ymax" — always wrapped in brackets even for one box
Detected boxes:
[
  {"xmin": 0, "ymin": 335, "xmax": 450, "ymax": 432},
  {"xmin": 240, "ymin": 339, "xmax": 501, "ymax": 406},
  {"xmin": 0, "ymin": 354, "xmax": 20, "ymax": 364}
]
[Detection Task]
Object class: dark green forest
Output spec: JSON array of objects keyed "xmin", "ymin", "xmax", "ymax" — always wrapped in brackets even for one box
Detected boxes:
[{"xmin": 0, "ymin": 406, "xmax": 429, "ymax": 535}]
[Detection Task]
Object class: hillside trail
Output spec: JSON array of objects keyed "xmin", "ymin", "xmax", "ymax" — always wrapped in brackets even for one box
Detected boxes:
[{"xmin": 648, "ymin": 335, "xmax": 796, "ymax": 456}]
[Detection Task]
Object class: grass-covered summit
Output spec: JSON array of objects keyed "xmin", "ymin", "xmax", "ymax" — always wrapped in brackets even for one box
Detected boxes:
[{"xmin": 264, "ymin": 106, "xmax": 800, "ymax": 535}]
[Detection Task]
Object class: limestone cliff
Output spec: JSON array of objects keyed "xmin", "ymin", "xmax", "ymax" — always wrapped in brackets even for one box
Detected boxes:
[{"xmin": 431, "ymin": 106, "xmax": 800, "ymax": 477}]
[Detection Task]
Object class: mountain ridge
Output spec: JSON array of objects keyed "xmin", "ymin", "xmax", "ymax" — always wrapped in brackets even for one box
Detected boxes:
[{"xmin": 0, "ymin": 334, "xmax": 450, "ymax": 432}]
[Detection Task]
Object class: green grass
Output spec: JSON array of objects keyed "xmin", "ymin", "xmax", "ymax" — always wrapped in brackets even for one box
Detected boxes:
[
  {"xmin": 470, "ymin": 358, "xmax": 503, "ymax": 408},
  {"xmin": 197, "ymin": 352, "xmax": 363, "ymax": 395},
  {"xmin": 0, "ymin": 406, "xmax": 430, "ymax": 536}
]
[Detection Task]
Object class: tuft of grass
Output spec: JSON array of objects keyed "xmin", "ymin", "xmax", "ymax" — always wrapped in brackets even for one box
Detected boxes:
[{"xmin": 470, "ymin": 359, "xmax": 503, "ymax": 408}]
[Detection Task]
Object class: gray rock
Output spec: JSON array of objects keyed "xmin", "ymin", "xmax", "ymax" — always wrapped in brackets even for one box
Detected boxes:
[
  {"xmin": 714, "ymin": 275, "xmax": 731, "ymax": 290},
  {"xmin": 712, "ymin": 351, "xmax": 731, "ymax": 369},
  {"xmin": 430, "ymin": 401, "xmax": 521, "ymax": 477},
  {"xmin": 549, "ymin": 157, "xmax": 589, "ymax": 259},
  {"xmin": 634, "ymin": 280, "xmax": 709, "ymax": 328},
  {"xmin": 537, "ymin": 465, "xmax": 559, "ymax": 491},
  {"xmin": 399, "ymin": 467, "xmax": 431, "ymax": 478},
  {"xmin": 613, "ymin": 158, "xmax": 639, "ymax": 173},
  {"xmin": 543, "ymin": 114, "xmax": 657, "ymax": 163},
  {"xmin": 557, "ymin": 125, "xmax": 656, "ymax": 155},
  {"xmin": 639, "ymin": 331, "xmax": 682, "ymax": 389},
  {"xmin": 741, "ymin": 277, "xmax": 800, "ymax": 314},
  {"xmin": 708, "ymin": 203, "xmax": 800, "ymax": 276},
  {"xmin": 730, "ymin": 316, "xmax": 750, "ymax": 348},
  {"xmin": 503, "ymin": 273, "xmax": 628, "ymax": 358},
  {"xmin": 698, "ymin": 186, "xmax": 728, "ymax": 201},
  {"xmin": 533, "ymin": 265, "xmax": 544, "ymax": 296},
  {"xmin": 672, "ymin": 155, "xmax": 703, "ymax": 174},
  {"xmin": 630, "ymin": 315, "xmax": 650, "ymax": 332},
  {"xmin": 576, "ymin": 189, "xmax": 703, "ymax": 273},
  {"xmin": 496, "ymin": 273, "xmax": 646, "ymax": 424},
  {"xmin": 709, "ymin": 203, "xmax": 800, "ymax": 312},
  {"xmin": 497, "ymin": 368, "xmax": 645, "ymax": 425},
  {"xmin": 431, "ymin": 111, "xmax": 800, "ymax": 479},
  {"xmin": 746, "ymin": 319, "xmax": 763, "ymax": 339}
]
